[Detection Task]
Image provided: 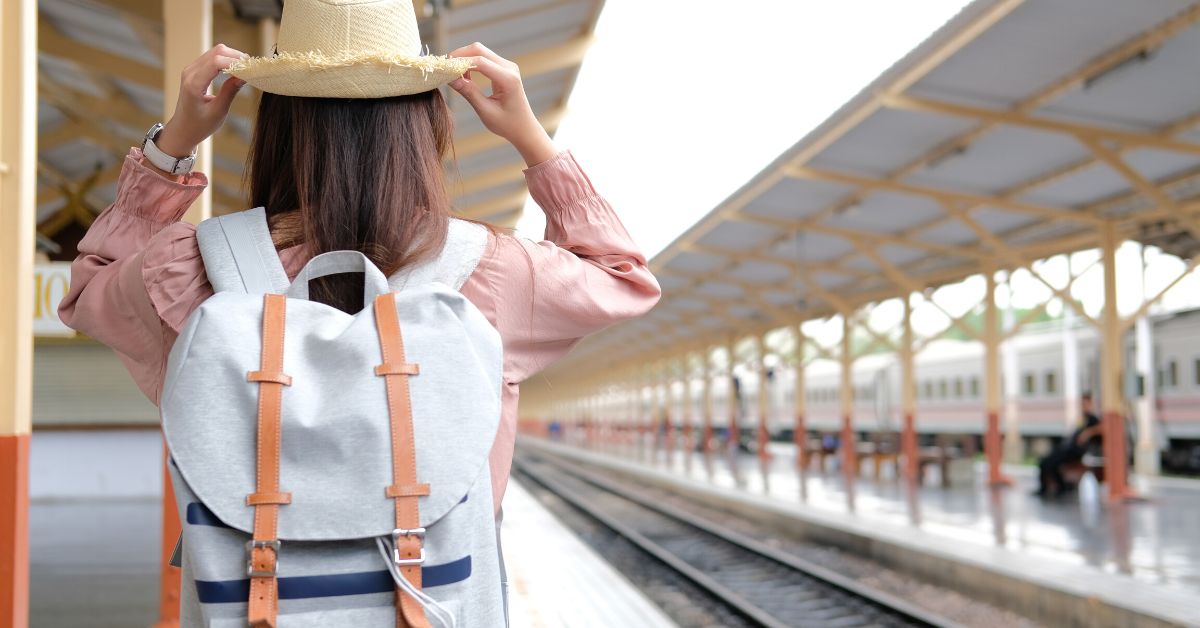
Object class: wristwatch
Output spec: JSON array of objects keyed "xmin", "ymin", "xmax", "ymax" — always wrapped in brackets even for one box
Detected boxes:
[{"xmin": 142, "ymin": 122, "xmax": 196, "ymax": 175}]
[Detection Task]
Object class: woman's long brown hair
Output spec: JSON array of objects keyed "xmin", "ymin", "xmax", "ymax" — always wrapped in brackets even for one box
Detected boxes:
[{"xmin": 246, "ymin": 90, "xmax": 454, "ymax": 313}]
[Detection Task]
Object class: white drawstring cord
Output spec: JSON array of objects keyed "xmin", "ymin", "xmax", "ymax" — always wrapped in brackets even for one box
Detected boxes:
[{"xmin": 375, "ymin": 537, "xmax": 457, "ymax": 628}]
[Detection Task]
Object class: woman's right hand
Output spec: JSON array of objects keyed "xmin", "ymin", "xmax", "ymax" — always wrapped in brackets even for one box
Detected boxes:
[
  {"xmin": 448, "ymin": 42, "xmax": 557, "ymax": 168},
  {"xmin": 154, "ymin": 44, "xmax": 249, "ymax": 159}
]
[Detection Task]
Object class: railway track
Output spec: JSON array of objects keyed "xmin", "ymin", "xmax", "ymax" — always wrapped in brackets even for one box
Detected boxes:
[{"xmin": 514, "ymin": 452, "xmax": 962, "ymax": 628}]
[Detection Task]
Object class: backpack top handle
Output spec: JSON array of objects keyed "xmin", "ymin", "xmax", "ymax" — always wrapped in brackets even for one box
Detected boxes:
[{"xmin": 286, "ymin": 250, "xmax": 392, "ymax": 310}]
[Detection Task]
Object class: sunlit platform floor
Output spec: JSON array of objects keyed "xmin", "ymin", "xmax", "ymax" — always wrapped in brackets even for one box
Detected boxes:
[
  {"xmin": 524, "ymin": 437, "xmax": 1200, "ymax": 626},
  {"xmin": 28, "ymin": 478, "xmax": 674, "ymax": 627}
]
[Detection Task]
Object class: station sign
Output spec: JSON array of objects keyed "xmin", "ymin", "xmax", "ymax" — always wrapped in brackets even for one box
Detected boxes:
[{"xmin": 34, "ymin": 262, "xmax": 75, "ymax": 337}]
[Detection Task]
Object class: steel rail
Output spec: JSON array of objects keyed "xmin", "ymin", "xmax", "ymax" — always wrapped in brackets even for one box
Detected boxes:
[{"xmin": 515, "ymin": 453, "xmax": 963, "ymax": 628}]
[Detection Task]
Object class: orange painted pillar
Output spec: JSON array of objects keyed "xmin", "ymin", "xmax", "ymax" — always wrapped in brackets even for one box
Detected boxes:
[
  {"xmin": 158, "ymin": 1, "xmax": 215, "ymax": 623},
  {"xmin": 983, "ymin": 269, "xmax": 1012, "ymax": 487},
  {"xmin": 701, "ymin": 349, "xmax": 714, "ymax": 455},
  {"xmin": 1099, "ymin": 223, "xmax": 1135, "ymax": 501},
  {"xmin": 754, "ymin": 334, "xmax": 772, "ymax": 463},
  {"xmin": 840, "ymin": 314, "xmax": 857, "ymax": 478},
  {"xmin": 0, "ymin": 435, "xmax": 30, "ymax": 628},
  {"xmin": 726, "ymin": 339, "xmax": 740, "ymax": 452},
  {"xmin": 900, "ymin": 297, "xmax": 919, "ymax": 482},
  {"xmin": 662, "ymin": 368, "xmax": 675, "ymax": 464},
  {"xmin": 680, "ymin": 356, "xmax": 693, "ymax": 459},
  {"xmin": 155, "ymin": 443, "xmax": 182, "ymax": 628},
  {"xmin": 793, "ymin": 325, "xmax": 808, "ymax": 471}
]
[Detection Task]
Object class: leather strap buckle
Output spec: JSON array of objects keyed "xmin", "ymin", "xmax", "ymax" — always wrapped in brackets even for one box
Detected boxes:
[
  {"xmin": 391, "ymin": 528, "xmax": 426, "ymax": 566},
  {"xmin": 246, "ymin": 539, "xmax": 281, "ymax": 577}
]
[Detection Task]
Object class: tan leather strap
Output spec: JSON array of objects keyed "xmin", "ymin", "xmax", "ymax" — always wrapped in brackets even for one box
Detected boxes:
[
  {"xmin": 373, "ymin": 293, "xmax": 430, "ymax": 628},
  {"xmin": 247, "ymin": 293, "xmax": 292, "ymax": 628}
]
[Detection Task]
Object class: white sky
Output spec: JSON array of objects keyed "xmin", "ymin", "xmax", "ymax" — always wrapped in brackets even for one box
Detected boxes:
[
  {"xmin": 516, "ymin": 0, "xmax": 976, "ymax": 253},
  {"xmin": 516, "ymin": 0, "xmax": 1200, "ymax": 342}
]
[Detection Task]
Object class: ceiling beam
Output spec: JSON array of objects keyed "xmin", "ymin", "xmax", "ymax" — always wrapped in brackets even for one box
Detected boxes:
[
  {"xmin": 38, "ymin": 19, "xmax": 161, "ymax": 90},
  {"xmin": 454, "ymin": 105, "xmax": 565, "ymax": 157},
  {"xmin": 882, "ymin": 94, "xmax": 1200, "ymax": 157},
  {"xmin": 455, "ymin": 189, "xmax": 528, "ymax": 219},
  {"xmin": 450, "ymin": 162, "xmax": 526, "ymax": 198}
]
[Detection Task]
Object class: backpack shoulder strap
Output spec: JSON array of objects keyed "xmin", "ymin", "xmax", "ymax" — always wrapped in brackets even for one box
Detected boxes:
[
  {"xmin": 196, "ymin": 207, "xmax": 291, "ymax": 294},
  {"xmin": 387, "ymin": 218, "xmax": 488, "ymax": 291}
]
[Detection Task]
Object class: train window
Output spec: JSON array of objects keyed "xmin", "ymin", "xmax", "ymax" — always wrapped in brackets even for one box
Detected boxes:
[
  {"xmin": 1023, "ymin": 372, "xmax": 1036, "ymax": 396},
  {"xmin": 1045, "ymin": 371, "xmax": 1057, "ymax": 394},
  {"xmin": 938, "ymin": 379, "xmax": 948, "ymax": 399},
  {"xmin": 953, "ymin": 378, "xmax": 964, "ymax": 398},
  {"xmin": 1195, "ymin": 358, "xmax": 1200, "ymax": 387},
  {"xmin": 969, "ymin": 377, "xmax": 980, "ymax": 398},
  {"xmin": 1167, "ymin": 360, "xmax": 1178, "ymax": 388},
  {"xmin": 923, "ymin": 381, "xmax": 933, "ymax": 399}
]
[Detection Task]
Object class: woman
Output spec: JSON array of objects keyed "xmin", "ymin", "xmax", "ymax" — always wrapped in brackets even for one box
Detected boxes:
[{"xmin": 61, "ymin": 36, "xmax": 659, "ymax": 521}]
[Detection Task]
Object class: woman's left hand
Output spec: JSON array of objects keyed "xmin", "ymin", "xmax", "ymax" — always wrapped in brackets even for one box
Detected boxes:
[{"xmin": 448, "ymin": 43, "xmax": 557, "ymax": 167}]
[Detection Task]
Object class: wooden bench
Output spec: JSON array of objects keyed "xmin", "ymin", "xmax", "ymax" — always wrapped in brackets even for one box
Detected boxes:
[
  {"xmin": 802, "ymin": 436, "xmax": 837, "ymax": 472},
  {"xmin": 1062, "ymin": 454, "xmax": 1106, "ymax": 485}
]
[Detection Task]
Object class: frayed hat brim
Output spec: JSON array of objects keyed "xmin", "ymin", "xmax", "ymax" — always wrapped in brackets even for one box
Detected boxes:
[{"xmin": 226, "ymin": 51, "xmax": 472, "ymax": 98}]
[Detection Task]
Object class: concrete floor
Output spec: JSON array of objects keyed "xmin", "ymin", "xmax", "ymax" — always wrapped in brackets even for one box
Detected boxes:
[
  {"xmin": 30, "ymin": 500, "xmax": 160, "ymax": 628},
  {"xmin": 591, "ymin": 438, "xmax": 1200, "ymax": 598}
]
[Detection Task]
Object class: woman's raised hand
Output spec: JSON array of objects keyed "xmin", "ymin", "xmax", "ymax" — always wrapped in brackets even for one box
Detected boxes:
[
  {"xmin": 449, "ymin": 43, "xmax": 557, "ymax": 167},
  {"xmin": 155, "ymin": 44, "xmax": 249, "ymax": 159}
]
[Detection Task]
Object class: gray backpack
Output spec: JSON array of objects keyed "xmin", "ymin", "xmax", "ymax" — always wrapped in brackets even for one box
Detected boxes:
[{"xmin": 161, "ymin": 208, "xmax": 506, "ymax": 627}]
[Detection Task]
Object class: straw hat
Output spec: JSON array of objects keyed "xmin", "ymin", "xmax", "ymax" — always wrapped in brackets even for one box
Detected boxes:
[{"xmin": 226, "ymin": 0, "xmax": 471, "ymax": 98}]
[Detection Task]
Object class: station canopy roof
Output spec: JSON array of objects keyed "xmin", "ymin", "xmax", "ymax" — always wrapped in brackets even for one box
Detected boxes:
[
  {"xmin": 34, "ymin": 0, "xmax": 601, "ymax": 255},
  {"xmin": 541, "ymin": 0, "xmax": 1200, "ymax": 386}
]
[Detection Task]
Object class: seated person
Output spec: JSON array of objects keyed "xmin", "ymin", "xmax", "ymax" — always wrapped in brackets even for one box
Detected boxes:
[{"xmin": 1035, "ymin": 392, "xmax": 1103, "ymax": 497}]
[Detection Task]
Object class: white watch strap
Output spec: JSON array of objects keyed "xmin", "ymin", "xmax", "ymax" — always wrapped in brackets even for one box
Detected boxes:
[{"xmin": 143, "ymin": 132, "xmax": 196, "ymax": 175}]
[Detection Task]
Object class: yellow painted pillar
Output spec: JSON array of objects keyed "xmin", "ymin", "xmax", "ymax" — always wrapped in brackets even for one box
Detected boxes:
[
  {"xmin": 1100, "ymin": 222, "xmax": 1134, "ymax": 500},
  {"xmin": 793, "ymin": 325, "xmax": 808, "ymax": 470},
  {"xmin": 165, "ymin": 0, "xmax": 213, "ymax": 225},
  {"xmin": 159, "ymin": 3, "xmax": 213, "ymax": 625},
  {"xmin": 0, "ymin": 2, "xmax": 37, "ymax": 626},
  {"xmin": 840, "ymin": 314, "xmax": 857, "ymax": 478},
  {"xmin": 983, "ymin": 269, "xmax": 1011, "ymax": 487},
  {"xmin": 900, "ymin": 296, "xmax": 918, "ymax": 482}
]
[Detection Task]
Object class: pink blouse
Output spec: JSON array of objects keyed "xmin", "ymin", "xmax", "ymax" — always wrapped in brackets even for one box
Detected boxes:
[{"xmin": 59, "ymin": 147, "xmax": 660, "ymax": 513}]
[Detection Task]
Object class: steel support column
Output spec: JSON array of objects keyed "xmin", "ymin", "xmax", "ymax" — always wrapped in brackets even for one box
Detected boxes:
[
  {"xmin": 900, "ymin": 297, "xmax": 918, "ymax": 482},
  {"xmin": 1100, "ymin": 223, "xmax": 1134, "ymax": 499},
  {"xmin": 984, "ymin": 270, "xmax": 1012, "ymax": 486},
  {"xmin": 0, "ymin": 3, "xmax": 36, "ymax": 625},
  {"xmin": 793, "ymin": 325, "xmax": 808, "ymax": 471},
  {"xmin": 754, "ymin": 333, "xmax": 771, "ymax": 462},
  {"xmin": 840, "ymin": 315, "xmax": 857, "ymax": 478}
]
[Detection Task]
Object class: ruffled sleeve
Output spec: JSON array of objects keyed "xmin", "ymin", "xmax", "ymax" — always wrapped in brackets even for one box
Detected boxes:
[
  {"xmin": 462, "ymin": 150, "xmax": 661, "ymax": 382},
  {"xmin": 460, "ymin": 150, "xmax": 661, "ymax": 513},
  {"xmin": 58, "ymin": 148, "xmax": 213, "ymax": 403}
]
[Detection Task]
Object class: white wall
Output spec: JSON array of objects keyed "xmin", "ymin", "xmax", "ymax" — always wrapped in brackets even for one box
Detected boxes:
[{"xmin": 30, "ymin": 430, "xmax": 163, "ymax": 500}]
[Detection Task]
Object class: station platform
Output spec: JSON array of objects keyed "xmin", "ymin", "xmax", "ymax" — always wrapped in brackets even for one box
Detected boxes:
[
  {"xmin": 502, "ymin": 478, "xmax": 676, "ymax": 627},
  {"xmin": 27, "ymin": 460, "xmax": 673, "ymax": 626},
  {"xmin": 523, "ymin": 437, "xmax": 1200, "ymax": 628}
]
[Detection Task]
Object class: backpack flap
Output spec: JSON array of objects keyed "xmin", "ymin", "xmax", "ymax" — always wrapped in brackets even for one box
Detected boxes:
[{"xmin": 161, "ymin": 282, "xmax": 503, "ymax": 541}]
